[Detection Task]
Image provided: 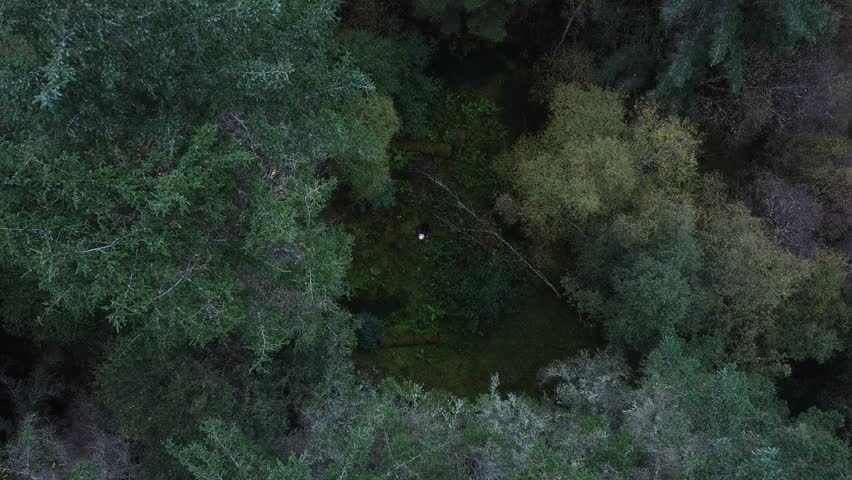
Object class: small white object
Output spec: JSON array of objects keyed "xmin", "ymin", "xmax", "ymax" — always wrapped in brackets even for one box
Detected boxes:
[{"xmin": 418, "ymin": 233, "xmax": 425, "ymax": 240}]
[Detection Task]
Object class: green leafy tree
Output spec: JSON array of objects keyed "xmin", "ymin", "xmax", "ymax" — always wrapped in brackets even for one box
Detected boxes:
[
  {"xmin": 0, "ymin": 265, "xmax": 97, "ymax": 345},
  {"xmin": 338, "ymin": 29, "xmax": 440, "ymax": 136},
  {"xmin": 698, "ymin": 201, "xmax": 807, "ymax": 371},
  {"xmin": 771, "ymin": 250, "xmax": 851, "ymax": 362},
  {"xmin": 333, "ymin": 94, "xmax": 400, "ymax": 199},
  {"xmin": 631, "ymin": 99, "xmax": 701, "ymax": 194},
  {"xmin": 499, "ymin": 84, "xmax": 702, "ymax": 259},
  {"xmin": 570, "ymin": 191, "xmax": 705, "ymax": 351},
  {"xmin": 172, "ymin": 378, "xmax": 464, "ymax": 479},
  {"xmin": 609, "ymin": 255, "xmax": 697, "ymax": 349},
  {"xmin": 497, "ymin": 83, "xmax": 635, "ymax": 254},
  {"xmin": 546, "ymin": 99, "xmax": 843, "ymax": 370}
]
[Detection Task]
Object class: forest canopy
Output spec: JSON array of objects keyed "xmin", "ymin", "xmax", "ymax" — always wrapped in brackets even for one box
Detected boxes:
[{"xmin": 0, "ymin": 0, "xmax": 850, "ymax": 479}]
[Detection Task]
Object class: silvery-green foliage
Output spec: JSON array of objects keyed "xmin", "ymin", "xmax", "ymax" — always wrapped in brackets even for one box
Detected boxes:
[
  {"xmin": 2, "ymin": 415, "xmax": 70, "ymax": 480},
  {"xmin": 172, "ymin": 342, "xmax": 852, "ymax": 479},
  {"xmin": 479, "ymin": 375, "xmax": 551, "ymax": 453},
  {"xmin": 0, "ymin": 351, "xmax": 63, "ymax": 417},
  {"xmin": 2, "ymin": 403, "xmax": 136, "ymax": 480},
  {"xmin": 540, "ymin": 349, "xmax": 631, "ymax": 420}
]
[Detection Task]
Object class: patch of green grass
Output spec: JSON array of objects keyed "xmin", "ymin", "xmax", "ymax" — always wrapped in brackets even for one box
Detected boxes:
[
  {"xmin": 355, "ymin": 288, "xmax": 602, "ymax": 398},
  {"xmin": 345, "ymin": 77, "xmax": 600, "ymax": 397}
]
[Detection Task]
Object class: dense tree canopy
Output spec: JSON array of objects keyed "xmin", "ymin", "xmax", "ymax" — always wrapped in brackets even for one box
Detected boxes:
[
  {"xmin": 169, "ymin": 338, "xmax": 852, "ymax": 479},
  {"xmin": 655, "ymin": 0, "xmax": 836, "ymax": 100},
  {"xmin": 1, "ymin": 1, "xmax": 849, "ymax": 478},
  {"xmin": 0, "ymin": 0, "xmax": 384, "ymax": 362}
]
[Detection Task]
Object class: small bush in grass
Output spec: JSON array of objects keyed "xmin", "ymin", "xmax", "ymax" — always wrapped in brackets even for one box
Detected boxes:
[{"xmin": 356, "ymin": 313, "xmax": 386, "ymax": 351}]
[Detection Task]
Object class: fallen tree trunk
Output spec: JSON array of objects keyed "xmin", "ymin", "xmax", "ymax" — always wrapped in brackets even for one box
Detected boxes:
[
  {"xmin": 382, "ymin": 334, "xmax": 440, "ymax": 348},
  {"xmin": 418, "ymin": 171, "xmax": 564, "ymax": 299}
]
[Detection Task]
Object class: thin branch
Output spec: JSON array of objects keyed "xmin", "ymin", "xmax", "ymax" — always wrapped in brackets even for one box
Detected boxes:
[
  {"xmin": 152, "ymin": 260, "xmax": 201, "ymax": 301},
  {"xmin": 419, "ymin": 171, "xmax": 562, "ymax": 298},
  {"xmin": 557, "ymin": 13, "xmax": 576, "ymax": 48},
  {"xmin": 76, "ymin": 233, "xmax": 132, "ymax": 254}
]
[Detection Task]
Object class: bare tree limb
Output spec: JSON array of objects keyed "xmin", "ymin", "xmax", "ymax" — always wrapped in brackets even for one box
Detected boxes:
[
  {"xmin": 419, "ymin": 171, "xmax": 562, "ymax": 298},
  {"xmin": 76, "ymin": 233, "xmax": 132, "ymax": 254}
]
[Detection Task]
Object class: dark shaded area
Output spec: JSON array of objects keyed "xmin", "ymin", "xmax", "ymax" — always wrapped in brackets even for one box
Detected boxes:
[
  {"xmin": 0, "ymin": 325, "xmax": 35, "ymax": 382},
  {"xmin": 429, "ymin": 43, "xmax": 549, "ymax": 136},
  {"xmin": 0, "ymin": 325, "xmax": 36, "ymax": 443},
  {"xmin": 778, "ymin": 354, "xmax": 852, "ymax": 438},
  {"xmin": 355, "ymin": 287, "xmax": 601, "ymax": 397}
]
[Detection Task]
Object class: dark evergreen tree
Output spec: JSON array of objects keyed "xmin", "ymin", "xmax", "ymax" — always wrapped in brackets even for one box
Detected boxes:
[
  {"xmin": 0, "ymin": 0, "xmax": 389, "ymax": 362},
  {"xmin": 655, "ymin": 0, "xmax": 835, "ymax": 103}
]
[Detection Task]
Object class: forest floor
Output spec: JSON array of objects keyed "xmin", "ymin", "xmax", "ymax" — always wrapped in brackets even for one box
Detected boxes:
[
  {"xmin": 343, "ymin": 44, "xmax": 601, "ymax": 398},
  {"xmin": 353, "ymin": 288, "xmax": 601, "ymax": 397}
]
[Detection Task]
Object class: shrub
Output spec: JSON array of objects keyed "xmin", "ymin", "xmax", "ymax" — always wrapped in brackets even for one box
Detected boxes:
[{"xmin": 356, "ymin": 313, "xmax": 386, "ymax": 351}]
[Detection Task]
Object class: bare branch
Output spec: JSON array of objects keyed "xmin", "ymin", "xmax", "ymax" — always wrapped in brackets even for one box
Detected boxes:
[
  {"xmin": 76, "ymin": 233, "xmax": 132, "ymax": 254},
  {"xmin": 418, "ymin": 171, "xmax": 562, "ymax": 298}
]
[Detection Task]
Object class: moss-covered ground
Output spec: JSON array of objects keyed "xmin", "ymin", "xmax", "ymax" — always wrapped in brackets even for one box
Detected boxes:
[
  {"xmin": 353, "ymin": 288, "xmax": 601, "ymax": 397},
  {"xmin": 343, "ymin": 45, "xmax": 601, "ymax": 398}
]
